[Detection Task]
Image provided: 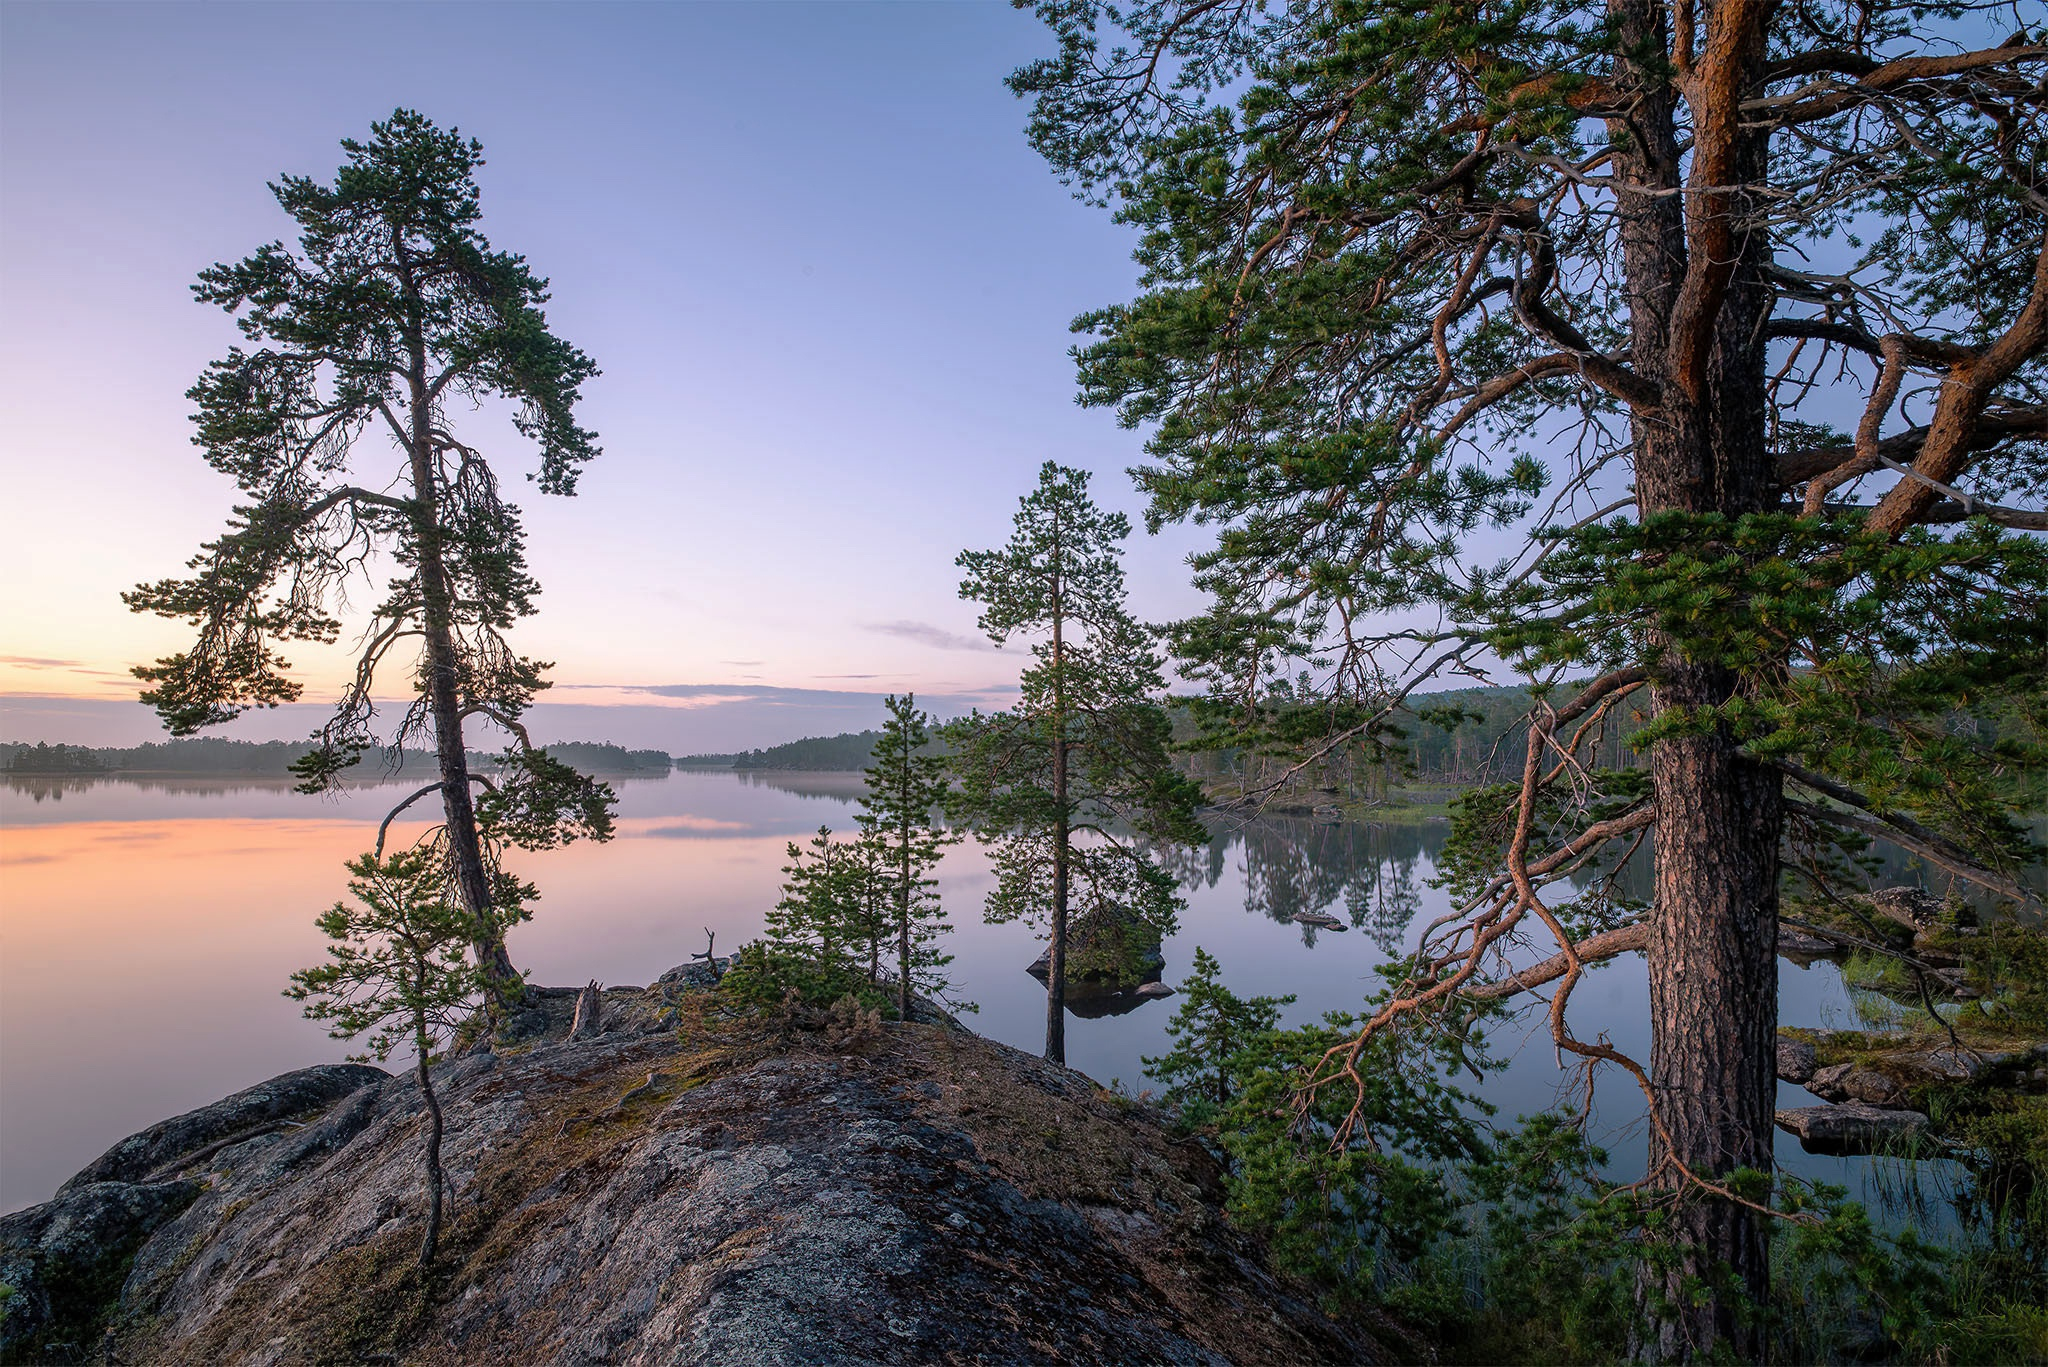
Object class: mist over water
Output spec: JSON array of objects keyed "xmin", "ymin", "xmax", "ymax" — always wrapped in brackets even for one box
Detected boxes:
[{"xmin": 2, "ymin": 768, "xmax": 1901, "ymax": 1216}]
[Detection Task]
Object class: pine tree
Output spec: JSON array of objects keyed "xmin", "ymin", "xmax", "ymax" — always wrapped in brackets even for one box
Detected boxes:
[
  {"xmin": 126, "ymin": 111, "xmax": 614, "ymax": 1005},
  {"xmin": 949, "ymin": 462, "xmax": 1208, "ymax": 1064},
  {"xmin": 857, "ymin": 694, "xmax": 961, "ymax": 1021},
  {"xmin": 765, "ymin": 825, "xmax": 860, "ymax": 968},
  {"xmin": 1012, "ymin": 4, "xmax": 2046, "ymax": 1350},
  {"xmin": 285, "ymin": 849, "xmax": 491, "ymax": 1268},
  {"xmin": 1144, "ymin": 947, "xmax": 1295, "ymax": 1111}
]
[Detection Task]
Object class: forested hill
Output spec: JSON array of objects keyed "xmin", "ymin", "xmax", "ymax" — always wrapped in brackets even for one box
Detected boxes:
[
  {"xmin": 678, "ymin": 731, "xmax": 885, "ymax": 771},
  {"xmin": 1, "ymin": 738, "xmax": 671, "ymax": 776}
]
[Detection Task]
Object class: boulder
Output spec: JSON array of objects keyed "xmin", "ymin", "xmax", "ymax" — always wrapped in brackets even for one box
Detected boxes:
[
  {"xmin": 1867, "ymin": 886, "xmax": 1942, "ymax": 932},
  {"xmin": 1290, "ymin": 912, "xmax": 1347, "ymax": 931},
  {"xmin": 1026, "ymin": 911, "xmax": 1165, "ymax": 988},
  {"xmin": 60, "ymin": 1062, "xmax": 387, "ymax": 1191},
  {"xmin": 1776, "ymin": 1037, "xmax": 1818, "ymax": 1085},
  {"xmin": 1805, "ymin": 1062, "xmax": 1904, "ymax": 1106},
  {"xmin": 1134, "ymin": 981, "xmax": 1176, "ymax": 999},
  {"xmin": 1777, "ymin": 926, "xmax": 1840, "ymax": 958},
  {"xmin": 1775, "ymin": 1104, "xmax": 1931, "ymax": 1155},
  {"xmin": 0, "ymin": 1178, "xmax": 202, "ymax": 1361},
  {"xmin": 75, "ymin": 1000, "xmax": 1375, "ymax": 1366}
]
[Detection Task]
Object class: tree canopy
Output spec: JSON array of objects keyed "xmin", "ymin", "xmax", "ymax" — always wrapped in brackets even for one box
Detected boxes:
[
  {"xmin": 126, "ymin": 110, "xmax": 616, "ymax": 997},
  {"xmin": 1013, "ymin": 0, "xmax": 2046, "ymax": 1353}
]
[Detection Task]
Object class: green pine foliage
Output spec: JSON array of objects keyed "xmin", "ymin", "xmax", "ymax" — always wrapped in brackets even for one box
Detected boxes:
[
  {"xmin": 123, "ymin": 110, "xmax": 617, "ymax": 994},
  {"xmin": 1143, "ymin": 946, "xmax": 1294, "ymax": 1115},
  {"xmin": 1013, "ymin": 1, "xmax": 2045, "ymax": 1345},
  {"xmin": 858, "ymin": 695, "xmax": 963, "ymax": 1020},
  {"xmin": 287, "ymin": 850, "xmax": 483, "ymax": 1062},
  {"xmin": 285, "ymin": 849, "xmax": 483, "ymax": 1267},
  {"xmin": 946, "ymin": 461, "xmax": 1208, "ymax": 1062}
]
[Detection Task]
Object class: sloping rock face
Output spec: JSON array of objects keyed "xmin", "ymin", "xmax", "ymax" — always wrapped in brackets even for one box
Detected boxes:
[
  {"xmin": 62, "ymin": 1063, "xmax": 389, "ymax": 1191},
  {"xmin": 0, "ymin": 1178, "xmax": 203, "ymax": 1362},
  {"xmin": 29, "ymin": 983, "xmax": 1371, "ymax": 1366}
]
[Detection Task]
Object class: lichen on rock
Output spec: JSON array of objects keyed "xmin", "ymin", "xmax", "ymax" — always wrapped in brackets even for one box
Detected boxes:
[{"xmin": 13, "ymin": 968, "xmax": 1374, "ymax": 1366}]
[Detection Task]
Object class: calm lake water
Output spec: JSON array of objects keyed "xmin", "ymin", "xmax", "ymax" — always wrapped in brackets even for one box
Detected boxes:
[{"xmin": 1, "ymin": 768, "xmax": 1906, "ymax": 1215}]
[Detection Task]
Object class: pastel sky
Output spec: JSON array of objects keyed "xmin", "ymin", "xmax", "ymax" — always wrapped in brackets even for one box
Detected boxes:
[{"xmin": 0, "ymin": 0, "xmax": 1220, "ymax": 750}]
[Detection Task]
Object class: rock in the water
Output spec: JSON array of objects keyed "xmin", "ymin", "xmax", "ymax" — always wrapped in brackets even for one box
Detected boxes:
[
  {"xmin": 77, "ymin": 1005, "xmax": 1375, "ymax": 1366},
  {"xmin": 1290, "ymin": 912, "xmax": 1347, "ymax": 931},
  {"xmin": 1867, "ymin": 886, "xmax": 1942, "ymax": 931},
  {"xmin": 1775, "ymin": 1104, "xmax": 1931, "ymax": 1155},
  {"xmin": 1776, "ymin": 1037, "xmax": 1818, "ymax": 1085},
  {"xmin": 1805, "ymin": 1062, "xmax": 1904, "ymax": 1106},
  {"xmin": 1134, "ymin": 981, "xmax": 1176, "ymax": 999},
  {"xmin": 60, "ymin": 1062, "xmax": 387, "ymax": 1191},
  {"xmin": 1026, "ymin": 909, "xmax": 1166, "ymax": 988},
  {"xmin": 0, "ymin": 1178, "xmax": 202, "ymax": 1361},
  {"xmin": 1777, "ymin": 926, "xmax": 1840, "ymax": 958}
]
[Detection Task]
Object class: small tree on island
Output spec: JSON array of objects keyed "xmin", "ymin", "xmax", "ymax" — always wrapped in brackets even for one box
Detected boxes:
[
  {"xmin": 286, "ymin": 849, "xmax": 489, "ymax": 1269},
  {"xmin": 125, "ymin": 110, "xmax": 615, "ymax": 1007},
  {"xmin": 949, "ymin": 461, "xmax": 1207, "ymax": 1064},
  {"xmin": 857, "ymin": 694, "xmax": 962, "ymax": 1022}
]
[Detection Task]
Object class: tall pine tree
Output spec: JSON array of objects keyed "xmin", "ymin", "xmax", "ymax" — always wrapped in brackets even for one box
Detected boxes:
[
  {"xmin": 127, "ymin": 111, "xmax": 614, "ymax": 1003},
  {"xmin": 950, "ymin": 462, "xmax": 1207, "ymax": 1064},
  {"xmin": 1012, "ymin": 3, "xmax": 2046, "ymax": 1352}
]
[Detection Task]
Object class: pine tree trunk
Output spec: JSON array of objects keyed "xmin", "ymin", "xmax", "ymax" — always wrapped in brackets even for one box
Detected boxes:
[
  {"xmin": 1604, "ymin": 0, "xmax": 1779, "ymax": 1350},
  {"xmin": 404, "ymin": 357, "xmax": 519, "ymax": 1009},
  {"xmin": 897, "ymin": 822, "xmax": 913, "ymax": 1024},
  {"xmin": 414, "ymin": 1024, "xmax": 445, "ymax": 1270},
  {"xmin": 1046, "ymin": 590, "xmax": 1069, "ymax": 1066},
  {"xmin": 1643, "ymin": 701, "xmax": 1781, "ymax": 1358}
]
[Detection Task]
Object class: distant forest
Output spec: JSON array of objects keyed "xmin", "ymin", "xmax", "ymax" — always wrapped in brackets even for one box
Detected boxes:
[
  {"xmin": 1, "ymin": 738, "xmax": 671, "ymax": 776},
  {"xmin": 677, "ymin": 731, "xmax": 885, "ymax": 771}
]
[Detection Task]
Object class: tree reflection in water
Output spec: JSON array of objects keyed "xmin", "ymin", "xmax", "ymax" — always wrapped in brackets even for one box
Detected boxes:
[{"xmin": 1161, "ymin": 814, "xmax": 1431, "ymax": 953}]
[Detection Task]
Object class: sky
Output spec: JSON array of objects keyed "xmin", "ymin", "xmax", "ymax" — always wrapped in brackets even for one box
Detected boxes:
[{"xmin": 0, "ymin": 0, "xmax": 1223, "ymax": 751}]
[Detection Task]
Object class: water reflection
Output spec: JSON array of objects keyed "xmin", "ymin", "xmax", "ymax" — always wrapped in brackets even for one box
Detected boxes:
[
  {"xmin": 0, "ymin": 769, "xmax": 1914, "ymax": 1221},
  {"xmin": 1187, "ymin": 814, "xmax": 1432, "ymax": 951}
]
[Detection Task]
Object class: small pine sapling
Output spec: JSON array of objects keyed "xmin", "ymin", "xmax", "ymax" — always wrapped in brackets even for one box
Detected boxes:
[
  {"xmin": 286, "ymin": 849, "xmax": 481, "ymax": 1268},
  {"xmin": 1144, "ymin": 947, "xmax": 1294, "ymax": 1115},
  {"xmin": 857, "ymin": 694, "xmax": 962, "ymax": 1021}
]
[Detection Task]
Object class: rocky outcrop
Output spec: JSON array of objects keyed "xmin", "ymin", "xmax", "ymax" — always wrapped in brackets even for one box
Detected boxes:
[
  {"xmin": 1776, "ymin": 1037, "xmax": 1818, "ymax": 1085},
  {"xmin": 60, "ymin": 1062, "xmax": 388, "ymax": 1191},
  {"xmin": 11, "ymin": 974, "xmax": 1373, "ymax": 1366},
  {"xmin": 0, "ymin": 1179, "xmax": 203, "ymax": 1362},
  {"xmin": 1775, "ymin": 1104, "xmax": 1931, "ymax": 1155}
]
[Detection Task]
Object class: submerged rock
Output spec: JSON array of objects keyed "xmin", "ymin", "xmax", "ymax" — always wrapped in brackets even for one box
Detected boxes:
[
  {"xmin": 1290, "ymin": 911, "xmax": 1347, "ymax": 931},
  {"xmin": 1776, "ymin": 1103, "xmax": 1932, "ymax": 1155},
  {"xmin": 22, "ymin": 968, "xmax": 1373, "ymax": 1366}
]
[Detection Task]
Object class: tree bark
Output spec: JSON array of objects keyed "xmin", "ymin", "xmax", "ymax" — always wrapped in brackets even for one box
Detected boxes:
[
  {"xmin": 1047, "ymin": 579, "xmax": 1069, "ymax": 1066},
  {"xmin": 400, "ymin": 301, "xmax": 519, "ymax": 1008},
  {"xmin": 414, "ymin": 1021, "xmax": 445, "ymax": 1270},
  {"xmin": 897, "ymin": 793, "xmax": 913, "ymax": 1024},
  {"xmin": 1609, "ymin": 0, "xmax": 1780, "ymax": 1354}
]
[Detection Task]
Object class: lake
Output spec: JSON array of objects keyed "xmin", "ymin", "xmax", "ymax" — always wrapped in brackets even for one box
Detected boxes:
[{"xmin": 0, "ymin": 767, "xmax": 1912, "ymax": 1216}]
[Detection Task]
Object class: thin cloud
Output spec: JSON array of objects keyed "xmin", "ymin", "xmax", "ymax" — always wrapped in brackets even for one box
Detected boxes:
[
  {"xmin": 863, "ymin": 620, "xmax": 991, "ymax": 652},
  {"xmin": 0, "ymin": 656, "xmax": 84, "ymax": 669}
]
